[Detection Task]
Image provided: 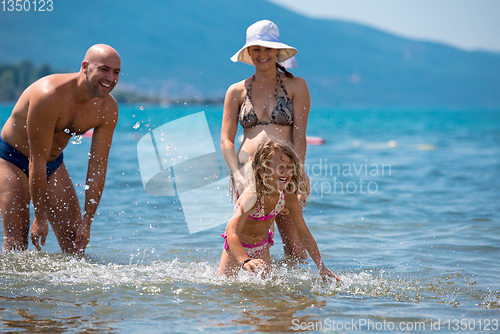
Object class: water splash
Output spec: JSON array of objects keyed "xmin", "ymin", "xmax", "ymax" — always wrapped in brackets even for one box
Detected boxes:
[
  {"xmin": 71, "ymin": 134, "xmax": 83, "ymax": 145},
  {"xmin": 0, "ymin": 252, "xmax": 496, "ymax": 309}
]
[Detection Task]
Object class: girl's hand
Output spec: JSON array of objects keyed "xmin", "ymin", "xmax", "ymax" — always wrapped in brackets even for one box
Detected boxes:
[
  {"xmin": 319, "ymin": 263, "xmax": 341, "ymax": 282},
  {"xmin": 242, "ymin": 258, "xmax": 265, "ymax": 274}
]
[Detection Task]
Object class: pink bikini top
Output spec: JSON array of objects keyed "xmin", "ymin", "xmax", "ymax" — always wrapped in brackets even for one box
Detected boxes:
[{"xmin": 247, "ymin": 190, "xmax": 285, "ymax": 221}]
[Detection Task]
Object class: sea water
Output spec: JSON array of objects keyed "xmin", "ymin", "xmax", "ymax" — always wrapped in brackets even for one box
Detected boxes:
[{"xmin": 0, "ymin": 104, "xmax": 499, "ymax": 333}]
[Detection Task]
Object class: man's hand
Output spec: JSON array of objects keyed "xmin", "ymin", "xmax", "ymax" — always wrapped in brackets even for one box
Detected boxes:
[
  {"xmin": 74, "ymin": 221, "xmax": 91, "ymax": 254},
  {"xmin": 31, "ymin": 217, "xmax": 49, "ymax": 251}
]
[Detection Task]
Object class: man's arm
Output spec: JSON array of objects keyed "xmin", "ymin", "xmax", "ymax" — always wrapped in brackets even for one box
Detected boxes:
[
  {"xmin": 26, "ymin": 94, "xmax": 60, "ymax": 251},
  {"xmin": 74, "ymin": 102, "xmax": 118, "ymax": 252}
]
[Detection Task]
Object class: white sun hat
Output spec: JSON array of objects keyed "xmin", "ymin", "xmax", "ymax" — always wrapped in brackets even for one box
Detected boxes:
[{"xmin": 230, "ymin": 20, "xmax": 298, "ymax": 66}]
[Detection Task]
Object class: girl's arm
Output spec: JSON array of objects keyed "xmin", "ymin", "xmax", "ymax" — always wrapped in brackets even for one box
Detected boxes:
[
  {"xmin": 285, "ymin": 192, "xmax": 341, "ymax": 281},
  {"xmin": 224, "ymin": 192, "xmax": 265, "ymax": 273}
]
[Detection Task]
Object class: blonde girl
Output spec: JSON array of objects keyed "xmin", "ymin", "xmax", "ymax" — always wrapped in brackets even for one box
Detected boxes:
[{"xmin": 218, "ymin": 140, "xmax": 340, "ymax": 281}]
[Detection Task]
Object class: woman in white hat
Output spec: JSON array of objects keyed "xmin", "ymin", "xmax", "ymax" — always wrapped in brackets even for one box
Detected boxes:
[{"xmin": 221, "ymin": 20, "xmax": 311, "ymax": 259}]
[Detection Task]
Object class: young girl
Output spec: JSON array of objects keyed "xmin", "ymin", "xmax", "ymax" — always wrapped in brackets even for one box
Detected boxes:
[{"xmin": 218, "ymin": 140, "xmax": 340, "ymax": 281}]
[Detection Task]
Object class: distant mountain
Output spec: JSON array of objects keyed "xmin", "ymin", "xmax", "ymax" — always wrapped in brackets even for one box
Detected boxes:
[{"xmin": 1, "ymin": 0, "xmax": 499, "ymax": 107}]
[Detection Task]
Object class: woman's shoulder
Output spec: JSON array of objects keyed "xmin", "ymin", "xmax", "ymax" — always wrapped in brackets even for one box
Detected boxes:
[
  {"xmin": 225, "ymin": 79, "xmax": 252, "ymax": 110},
  {"xmin": 225, "ymin": 78, "xmax": 252, "ymax": 102},
  {"xmin": 227, "ymin": 77, "xmax": 252, "ymax": 92},
  {"xmin": 282, "ymin": 75, "xmax": 310, "ymax": 104},
  {"xmin": 282, "ymin": 75, "xmax": 308, "ymax": 90}
]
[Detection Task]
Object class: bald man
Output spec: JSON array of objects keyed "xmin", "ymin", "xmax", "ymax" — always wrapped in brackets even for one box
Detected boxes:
[{"xmin": 0, "ymin": 44, "xmax": 121, "ymax": 253}]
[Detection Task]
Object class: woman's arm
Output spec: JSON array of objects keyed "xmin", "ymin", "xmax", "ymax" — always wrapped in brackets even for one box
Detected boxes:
[
  {"xmin": 221, "ymin": 82, "xmax": 246, "ymax": 196},
  {"xmin": 290, "ymin": 77, "xmax": 311, "ymax": 165}
]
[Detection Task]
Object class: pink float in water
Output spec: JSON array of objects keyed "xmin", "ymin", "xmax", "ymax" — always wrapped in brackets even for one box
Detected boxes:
[
  {"xmin": 83, "ymin": 129, "xmax": 94, "ymax": 138},
  {"xmin": 306, "ymin": 136, "xmax": 325, "ymax": 145}
]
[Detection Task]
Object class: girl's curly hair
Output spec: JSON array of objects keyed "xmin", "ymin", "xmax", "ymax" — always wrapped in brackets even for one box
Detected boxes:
[{"xmin": 249, "ymin": 139, "xmax": 310, "ymax": 201}]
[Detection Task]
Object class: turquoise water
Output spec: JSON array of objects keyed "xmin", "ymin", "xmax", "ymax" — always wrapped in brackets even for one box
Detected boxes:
[{"xmin": 0, "ymin": 104, "xmax": 499, "ymax": 333}]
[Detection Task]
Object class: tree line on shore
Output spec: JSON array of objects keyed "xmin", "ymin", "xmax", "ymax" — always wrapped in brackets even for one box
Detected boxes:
[
  {"xmin": 0, "ymin": 61, "xmax": 223, "ymax": 105},
  {"xmin": 0, "ymin": 61, "xmax": 53, "ymax": 101}
]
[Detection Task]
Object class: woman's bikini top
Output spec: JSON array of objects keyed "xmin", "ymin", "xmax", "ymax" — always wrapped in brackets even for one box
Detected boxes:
[
  {"xmin": 247, "ymin": 190, "xmax": 285, "ymax": 221},
  {"xmin": 239, "ymin": 73, "xmax": 294, "ymax": 128}
]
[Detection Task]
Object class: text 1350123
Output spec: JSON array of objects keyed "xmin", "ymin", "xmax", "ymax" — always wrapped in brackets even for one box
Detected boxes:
[{"xmin": 2, "ymin": 0, "xmax": 53, "ymax": 11}]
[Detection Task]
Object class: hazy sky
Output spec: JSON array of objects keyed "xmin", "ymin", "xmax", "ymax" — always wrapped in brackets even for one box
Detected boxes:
[{"xmin": 268, "ymin": 0, "xmax": 500, "ymax": 53}]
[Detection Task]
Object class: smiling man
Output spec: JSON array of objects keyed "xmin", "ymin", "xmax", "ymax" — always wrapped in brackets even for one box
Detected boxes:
[{"xmin": 0, "ymin": 44, "xmax": 121, "ymax": 254}]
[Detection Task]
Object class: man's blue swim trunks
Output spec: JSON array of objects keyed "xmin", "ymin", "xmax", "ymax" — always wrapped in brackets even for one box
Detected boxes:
[{"xmin": 0, "ymin": 137, "xmax": 63, "ymax": 179}]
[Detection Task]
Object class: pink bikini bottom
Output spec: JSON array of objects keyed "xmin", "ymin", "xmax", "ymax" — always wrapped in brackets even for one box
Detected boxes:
[{"xmin": 221, "ymin": 230, "xmax": 274, "ymax": 258}]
